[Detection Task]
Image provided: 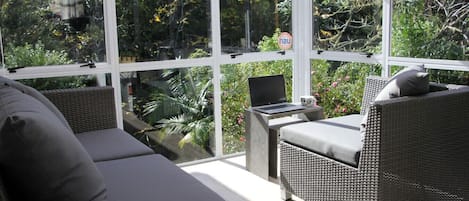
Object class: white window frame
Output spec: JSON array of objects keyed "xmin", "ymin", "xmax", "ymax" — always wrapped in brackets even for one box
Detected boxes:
[{"xmin": 0, "ymin": 0, "xmax": 467, "ymax": 164}]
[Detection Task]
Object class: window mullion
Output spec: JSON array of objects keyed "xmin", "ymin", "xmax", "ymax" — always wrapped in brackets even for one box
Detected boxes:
[
  {"xmin": 210, "ymin": 0, "xmax": 223, "ymax": 157},
  {"xmin": 104, "ymin": 0, "xmax": 124, "ymax": 129},
  {"xmin": 382, "ymin": 0, "xmax": 392, "ymax": 77},
  {"xmin": 292, "ymin": 0, "xmax": 312, "ymax": 100}
]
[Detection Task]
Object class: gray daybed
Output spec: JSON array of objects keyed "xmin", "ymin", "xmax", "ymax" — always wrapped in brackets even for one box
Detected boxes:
[{"xmin": 0, "ymin": 76, "xmax": 224, "ymax": 201}]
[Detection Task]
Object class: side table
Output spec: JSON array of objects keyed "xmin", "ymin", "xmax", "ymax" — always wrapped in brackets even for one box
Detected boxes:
[{"xmin": 244, "ymin": 105, "xmax": 323, "ymax": 181}]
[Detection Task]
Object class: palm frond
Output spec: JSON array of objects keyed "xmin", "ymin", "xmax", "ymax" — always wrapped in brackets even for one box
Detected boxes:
[
  {"xmin": 157, "ymin": 114, "xmax": 193, "ymax": 135},
  {"xmin": 142, "ymin": 68, "xmax": 215, "ymax": 149}
]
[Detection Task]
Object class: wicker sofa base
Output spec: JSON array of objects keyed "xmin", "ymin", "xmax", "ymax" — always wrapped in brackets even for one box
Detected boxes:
[
  {"xmin": 281, "ymin": 141, "xmax": 466, "ymax": 201},
  {"xmin": 279, "ymin": 76, "xmax": 469, "ymax": 201},
  {"xmin": 280, "ymin": 142, "xmax": 363, "ymax": 201}
]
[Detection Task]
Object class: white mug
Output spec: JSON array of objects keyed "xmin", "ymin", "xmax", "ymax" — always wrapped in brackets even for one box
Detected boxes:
[{"xmin": 300, "ymin": 95, "xmax": 317, "ymax": 107}]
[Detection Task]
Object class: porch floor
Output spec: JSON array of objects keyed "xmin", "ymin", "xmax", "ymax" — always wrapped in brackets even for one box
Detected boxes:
[{"xmin": 182, "ymin": 154, "xmax": 303, "ymax": 201}]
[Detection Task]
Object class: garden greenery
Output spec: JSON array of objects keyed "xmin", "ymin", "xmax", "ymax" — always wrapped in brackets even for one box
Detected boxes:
[{"xmin": 1, "ymin": 0, "xmax": 467, "ymax": 157}]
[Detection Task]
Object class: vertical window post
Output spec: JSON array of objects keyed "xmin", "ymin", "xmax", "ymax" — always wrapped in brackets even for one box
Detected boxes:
[
  {"xmin": 0, "ymin": 29, "xmax": 4, "ymax": 69},
  {"xmin": 382, "ymin": 0, "xmax": 392, "ymax": 77}
]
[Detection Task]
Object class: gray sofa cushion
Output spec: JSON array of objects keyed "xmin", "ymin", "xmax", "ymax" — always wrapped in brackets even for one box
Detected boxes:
[
  {"xmin": 76, "ymin": 128, "xmax": 154, "ymax": 162},
  {"xmin": 96, "ymin": 154, "xmax": 225, "ymax": 201},
  {"xmin": 0, "ymin": 76, "xmax": 73, "ymax": 132},
  {"xmin": 280, "ymin": 114, "xmax": 363, "ymax": 166},
  {"xmin": 0, "ymin": 86, "xmax": 107, "ymax": 201}
]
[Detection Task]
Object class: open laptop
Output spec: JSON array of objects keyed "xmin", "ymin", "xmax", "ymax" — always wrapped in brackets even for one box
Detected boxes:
[{"xmin": 248, "ymin": 74, "xmax": 305, "ymax": 114}]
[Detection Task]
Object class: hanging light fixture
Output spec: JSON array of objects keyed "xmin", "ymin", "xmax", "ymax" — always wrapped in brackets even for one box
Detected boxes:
[{"xmin": 57, "ymin": 0, "xmax": 89, "ymax": 32}]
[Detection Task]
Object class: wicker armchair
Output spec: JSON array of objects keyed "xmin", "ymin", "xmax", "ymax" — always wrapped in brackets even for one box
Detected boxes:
[{"xmin": 279, "ymin": 76, "xmax": 469, "ymax": 201}]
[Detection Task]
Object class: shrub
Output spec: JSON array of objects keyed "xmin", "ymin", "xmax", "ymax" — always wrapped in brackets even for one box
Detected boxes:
[{"xmin": 312, "ymin": 60, "xmax": 380, "ymax": 118}]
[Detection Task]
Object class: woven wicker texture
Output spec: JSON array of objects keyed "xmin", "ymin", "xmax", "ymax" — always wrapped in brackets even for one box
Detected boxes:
[
  {"xmin": 360, "ymin": 76, "xmax": 388, "ymax": 115},
  {"xmin": 280, "ymin": 76, "xmax": 387, "ymax": 201},
  {"xmin": 377, "ymin": 88, "xmax": 469, "ymax": 201},
  {"xmin": 280, "ymin": 76, "xmax": 469, "ymax": 201},
  {"xmin": 42, "ymin": 87, "xmax": 117, "ymax": 134}
]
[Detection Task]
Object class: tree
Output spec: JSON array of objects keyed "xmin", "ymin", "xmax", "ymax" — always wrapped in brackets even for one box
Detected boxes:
[
  {"xmin": 393, "ymin": 0, "xmax": 468, "ymax": 60},
  {"xmin": 0, "ymin": 0, "xmax": 65, "ymax": 51},
  {"xmin": 116, "ymin": 0, "xmax": 210, "ymax": 60},
  {"xmin": 220, "ymin": 0, "xmax": 291, "ymax": 52},
  {"xmin": 1, "ymin": 0, "xmax": 105, "ymax": 65},
  {"xmin": 313, "ymin": 0, "xmax": 382, "ymax": 52},
  {"xmin": 393, "ymin": 0, "xmax": 469, "ymax": 84}
]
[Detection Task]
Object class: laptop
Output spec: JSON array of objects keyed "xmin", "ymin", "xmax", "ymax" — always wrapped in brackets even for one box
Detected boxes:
[{"xmin": 248, "ymin": 74, "xmax": 305, "ymax": 114}]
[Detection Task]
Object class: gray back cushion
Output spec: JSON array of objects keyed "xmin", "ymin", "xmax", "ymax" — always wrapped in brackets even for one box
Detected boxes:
[
  {"xmin": 0, "ymin": 76, "xmax": 73, "ymax": 132},
  {"xmin": 374, "ymin": 65, "xmax": 429, "ymax": 101},
  {"xmin": 0, "ymin": 86, "xmax": 107, "ymax": 201},
  {"xmin": 360, "ymin": 66, "xmax": 429, "ymax": 140}
]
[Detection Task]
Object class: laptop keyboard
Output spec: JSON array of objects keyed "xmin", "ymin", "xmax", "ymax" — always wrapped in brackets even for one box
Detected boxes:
[{"xmin": 261, "ymin": 104, "xmax": 291, "ymax": 110}]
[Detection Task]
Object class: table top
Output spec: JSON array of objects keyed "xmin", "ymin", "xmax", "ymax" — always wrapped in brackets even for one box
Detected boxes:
[{"xmin": 247, "ymin": 104, "xmax": 323, "ymax": 119}]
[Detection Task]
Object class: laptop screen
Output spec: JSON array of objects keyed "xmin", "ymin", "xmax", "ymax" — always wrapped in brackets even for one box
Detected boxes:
[{"xmin": 248, "ymin": 75, "xmax": 287, "ymax": 107}]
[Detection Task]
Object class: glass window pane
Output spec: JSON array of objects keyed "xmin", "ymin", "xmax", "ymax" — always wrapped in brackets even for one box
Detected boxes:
[
  {"xmin": 391, "ymin": 66, "xmax": 469, "ymax": 86},
  {"xmin": 221, "ymin": 0, "xmax": 292, "ymax": 54},
  {"xmin": 312, "ymin": 0, "xmax": 382, "ymax": 53},
  {"xmin": 221, "ymin": 60, "xmax": 292, "ymax": 154},
  {"xmin": 121, "ymin": 67, "xmax": 214, "ymax": 163},
  {"xmin": 311, "ymin": 60, "xmax": 381, "ymax": 118},
  {"xmin": 0, "ymin": 0, "xmax": 105, "ymax": 69},
  {"xmin": 16, "ymin": 74, "xmax": 110, "ymax": 91},
  {"xmin": 392, "ymin": 0, "xmax": 469, "ymax": 60},
  {"xmin": 116, "ymin": 0, "xmax": 211, "ymax": 62},
  {"xmin": 428, "ymin": 69, "xmax": 469, "ymax": 85}
]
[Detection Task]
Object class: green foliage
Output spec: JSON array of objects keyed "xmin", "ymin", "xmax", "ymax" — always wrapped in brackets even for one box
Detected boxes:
[
  {"xmin": 1, "ymin": 0, "xmax": 105, "ymax": 64},
  {"xmin": 312, "ymin": 61, "xmax": 380, "ymax": 118},
  {"xmin": 277, "ymin": 0, "xmax": 292, "ymax": 18},
  {"xmin": 314, "ymin": 0, "xmax": 382, "ymax": 52},
  {"xmin": 0, "ymin": 0, "xmax": 61, "ymax": 48},
  {"xmin": 5, "ymin": 42, "xmax": 71, "ymax": 68},
  {"xmin": 0, "ymin": 0, "xmax": 105, "ymax": 90},
  {"xmin": 258, "ymin": 29, "xmax": 282, "ymax": 52},
  {"xmin": 189, "ymin": 48, "xmax": 210, "ymax": 59},
  {"xmin": 3, "ymin": 0, "xmax": 467, "ymax": 158},
  {"xmin": 392, "ymin": 0, "xmax": 468, "ymax": 60},
  {"xmin": 4, "ymin": 42, "xmax": 92, "ymax": 90},
  {"xmin": 308, "ymin": 0, "xmax": 383, "ymax": 119},
  {"xmin": 222, "ymin": 30, "xmax": 293, "ymax": 154},
  {"xmin": 142, "ymin": 67, "xmax": 214, "ymax": 151},
  {"xmin": 392, "ymin": 0, "xmax": 469, "ymax": 84},
  {"xmin": 18, "ymin": 75, "xmax": 96, "ymax": 91},
  {"xmin": 220, "ymin": 0, "xmax": 291, "ymax": 51},
  {"xmin": 427, "ymin": 69, "xmax": 469, "ymax": 85},
  {"xmin": 116, "ymin": 0, "xmax": 209, "ymax": 60}
]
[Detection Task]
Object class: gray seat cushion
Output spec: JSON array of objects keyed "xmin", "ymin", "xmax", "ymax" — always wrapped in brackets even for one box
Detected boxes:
[
  {"xmin": 0, "ymin": 85, "xmax": 107, "ymax": 201},
  {"xmin": 96, "ymin": 154, "xmax": 225, "ymax": 201},
  {"xmin": 280, "ymin": 114, "xmax": 363, "ymax": 166},
  {"xmin": 76, "ymin": 128, "xmax": 155, "ymax": 162}
]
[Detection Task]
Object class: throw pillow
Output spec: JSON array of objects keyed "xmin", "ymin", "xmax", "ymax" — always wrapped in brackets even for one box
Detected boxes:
[
  {"xmin": 374, "ymin": 65, "xmax": 429, "ymax": 101},
  {"xmin": 360, "ymin": 65, "xmax": 429, "ymax": 141},
  {"xmin": 0, "ymin": 86, "xmax": 107, "ymax": 201},
  {"xmin": 0, "ymin": 76, "xmax": 73, "ymax": 132}
]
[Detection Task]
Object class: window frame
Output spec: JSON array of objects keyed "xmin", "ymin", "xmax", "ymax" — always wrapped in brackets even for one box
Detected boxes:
[{"xmin": 0, "ymin": 0, "xmax": 468, "ymax": 165}]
